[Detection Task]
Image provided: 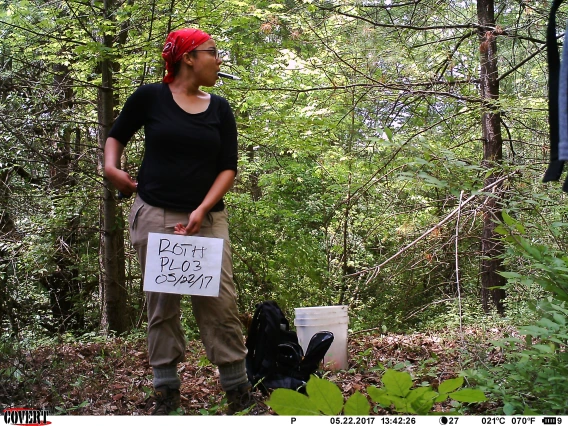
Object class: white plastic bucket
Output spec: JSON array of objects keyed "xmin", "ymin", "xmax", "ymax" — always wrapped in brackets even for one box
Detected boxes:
[{"xmin": 294, "ymin": 305, "xmax": 349, "ymax": 370}]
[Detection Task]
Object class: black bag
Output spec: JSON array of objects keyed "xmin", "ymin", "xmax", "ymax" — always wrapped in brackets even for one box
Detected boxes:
[{"xmin": 245, "ymin": 301, "xmax": 334, "ymax": 394}]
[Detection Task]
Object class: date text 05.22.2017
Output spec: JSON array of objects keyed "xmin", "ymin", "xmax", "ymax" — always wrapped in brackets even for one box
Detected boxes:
[{"xmin": 330, "ymin": 418, "xmax": 417, "ymax": 425}]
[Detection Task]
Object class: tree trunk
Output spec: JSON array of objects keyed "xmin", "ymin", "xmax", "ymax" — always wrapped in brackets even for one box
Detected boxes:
[
  {"xmin": 246, "ymin": 145, "xmax": 262, "ymax": 201},
  {"xmin": 97, "ymin": 0, "xmax": 128, "ymax": 334},
  {"xmin": 40, "ymin": 60, "xmax": 86, "ymax": 331},
  {"xmin": 0, "ymin": 168, "xmax": 17, "ymax": 335},
  {"xmin": 477, "ymin": 0, "xmax": 506, "ymax": 314},
  {"xmin": 0, "ymin": 53, "xmax": 11, "ymax": 103}
]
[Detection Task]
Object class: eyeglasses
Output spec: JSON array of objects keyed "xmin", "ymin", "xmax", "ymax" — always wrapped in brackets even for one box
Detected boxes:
[{"xmin": 192, "ymin": 48, "xmax": 219, "ymax": 59}]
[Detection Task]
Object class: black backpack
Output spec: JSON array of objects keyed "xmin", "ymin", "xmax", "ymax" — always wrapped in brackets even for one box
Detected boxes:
[{"xmin": 245, "ymin": 301, "xmax": 334, "ymax": 394}]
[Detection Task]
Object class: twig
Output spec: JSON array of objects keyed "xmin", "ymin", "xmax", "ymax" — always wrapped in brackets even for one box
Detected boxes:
[
  {"xmin": 404, "ymin": 298, "xmax": 456, "ymax": 320},
  {"xmin": 136, "ymin": 298, "xmax": 147, "ymax": 329},
  {"xmin": 350, "ymin": 327, "xmax": 384, "ymax": 336},
  {"xmin": 455, "ymin": 190, "xmax": 464, "ymax": 338}
]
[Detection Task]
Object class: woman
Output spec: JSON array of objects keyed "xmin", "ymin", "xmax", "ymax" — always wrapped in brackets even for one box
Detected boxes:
[{"xmin": 104, "ymin": 28, "xmax": 252, "ymax": 415}]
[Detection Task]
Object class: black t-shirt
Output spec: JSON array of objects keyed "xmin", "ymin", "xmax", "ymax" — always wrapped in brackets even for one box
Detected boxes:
[{"xmin": 108, "ymin": 83, "xmax": 238, "ymax": 212}]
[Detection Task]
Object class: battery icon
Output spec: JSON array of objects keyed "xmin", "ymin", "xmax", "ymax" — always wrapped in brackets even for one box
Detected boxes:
[{"xmin": 543, "ymin": 418, "xmax": 557, "ymax": 425}]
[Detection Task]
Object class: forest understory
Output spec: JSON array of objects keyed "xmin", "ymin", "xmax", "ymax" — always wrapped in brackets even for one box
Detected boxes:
[{"xmin": 0, "ymin": 326, "xmax": 512, "ymax": 416}]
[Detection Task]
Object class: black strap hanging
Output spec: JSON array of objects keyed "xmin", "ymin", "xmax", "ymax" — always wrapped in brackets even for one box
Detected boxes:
[{"xmin": 543, "ymin": 0, "xmax": 568, "ymax": 191}]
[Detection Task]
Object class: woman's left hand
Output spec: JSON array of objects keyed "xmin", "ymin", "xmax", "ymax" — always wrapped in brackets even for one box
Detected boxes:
[{"xmin": 174, "ymin": 208, "xmax": 206, "ymax": 235}]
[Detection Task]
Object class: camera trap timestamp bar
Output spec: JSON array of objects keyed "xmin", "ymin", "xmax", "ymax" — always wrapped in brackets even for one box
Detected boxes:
[{"xmin": 40, "ymin": 416, "xmax": 568, "ymax": 426}]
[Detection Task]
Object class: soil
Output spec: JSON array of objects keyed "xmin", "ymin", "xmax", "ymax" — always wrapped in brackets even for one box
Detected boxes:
[{"xmin": 0, "ymin": 327, "xmax": 513, "ymax": 415}]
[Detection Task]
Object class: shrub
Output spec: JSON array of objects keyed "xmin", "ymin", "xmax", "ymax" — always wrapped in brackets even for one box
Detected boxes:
[
  {"xmin": 469, "ymin": 212, "xmax": 568, "ymax": 414},
  {"xmin": 267, "ymin": 370, "xmax": 486, "ymax": 415}
]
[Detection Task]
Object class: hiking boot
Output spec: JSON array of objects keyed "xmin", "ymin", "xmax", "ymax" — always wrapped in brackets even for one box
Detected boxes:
[
  {"xmin": 225, "ymin": 382, "xmax": 256, "ymax": 415},
  {"xmin": 151, "ymin": 386, "xmax": 181, "ymax": 415}
]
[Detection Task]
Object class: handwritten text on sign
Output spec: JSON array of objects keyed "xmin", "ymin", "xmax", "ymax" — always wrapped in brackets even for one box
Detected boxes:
[{"xmin": 144, "ymin": 233, "xmax": 224, "ymax": 297}]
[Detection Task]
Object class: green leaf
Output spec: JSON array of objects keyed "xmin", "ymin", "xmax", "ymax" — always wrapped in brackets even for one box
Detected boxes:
[
  {"xmin": 266, "ymin": 388, "xmax": 321, "ymax": 415},
  {"xmin": 367, "ymin": 386, "xmax": 393, "ymax": 406},
  {"xmin": 417, "ymin": 171, "xmax": 448, "ymax": 188},
  {"xmin": 532, "ymin": 344, "xmax": 554, "ymax": 353},
  {"xmin": 502, "ymin": 210, "xmax": 525, "ymax": 233},
  {"xmin": 381, "ymin": 369, "xmax": 413, "ymax": 397},
  {"xmin": 538, "ymin": 317, "xmax": 560, "ymax": 329},
  {"xmin": 306, "ymin": 375, "xmax": 344, "ymax": 415},
  {"xmin": 519, "ymin": 239, "xmax": 543, "ymax": 260},
  {"xmin": 407, "ymin": 388, "xmax": 437, "ymax": 415},
  {"xmin": 523, "ymin": 406, "xmax": 540, "ymax": 415},
  {"xmin": 344, "ymin": 391, "xmax": 370, "ymax": 415},
  {"xmin": 519, "ymin": 325, "xmax": 549, "ymax": 336},
  {"xmin": 406, "ymin": 386, "xmax": 432, "ymax": 403},
  {"xmin": 499, "ymin": 271, "xmax": 523, "ymax": 279},
  {"xmin": 552, "ymin": 313, "xmax": 567, "ymax": 325},
  {"xmin": 77, "ymin": 400, "xmax": 89, "ymax": 408},
  {"xmin": 438, "ymin": 377, "xmax": 464, "ymax": 394},
  {"xmin": 449, "ymin": 389, "xmax": 487, "ymax": 403},
  {"xmin": 390, "ymin": 395, "xmax": 414, "ymax": 414},
  {"xmin": 434, "ymin": 393, "xmax": 448, "ymax": 403},
  {"xmin": 494, "ymin": 224, "xmax": 508, "ymax": 235}
]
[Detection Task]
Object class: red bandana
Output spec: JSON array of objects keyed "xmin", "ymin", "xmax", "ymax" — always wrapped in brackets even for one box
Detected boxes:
[{"xmin": 162, "ymin": 28, "xmax": 211, "ymax": 83}]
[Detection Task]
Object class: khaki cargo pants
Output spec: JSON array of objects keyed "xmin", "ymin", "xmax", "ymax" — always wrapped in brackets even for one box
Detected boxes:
[{"xmin": 128, "ymin": 195, "xmax": 247, "ymax": 368}]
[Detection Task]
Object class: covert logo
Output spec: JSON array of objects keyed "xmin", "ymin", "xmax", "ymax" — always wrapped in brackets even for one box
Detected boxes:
[{"xmin": 2, "ymin": 408, "xmax": 51, "ymax": 426}]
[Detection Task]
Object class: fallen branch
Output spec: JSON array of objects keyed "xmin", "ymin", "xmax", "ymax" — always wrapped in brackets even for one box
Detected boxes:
[
  {"xmin": 347, "ymin": 171, "xmax": 518, "ymax": 283},
  {"xmin": 404, "ymin": 298, "xmax": 456, "ymax": 321}
]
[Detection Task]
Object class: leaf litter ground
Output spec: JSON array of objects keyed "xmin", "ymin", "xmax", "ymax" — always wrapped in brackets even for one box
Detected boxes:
[{"xmin": 0, "ymin": 327, "xmax": 514, "ymax": 415}]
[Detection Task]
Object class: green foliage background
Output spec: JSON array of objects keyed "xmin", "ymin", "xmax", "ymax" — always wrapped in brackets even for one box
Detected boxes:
[
  {"xmin": 0, "ymin": 2, "xmax": 567, "ymax": 405},
  {"xmin": 1, "ymin": 0, "xmax": 568, "ymax": 415}
]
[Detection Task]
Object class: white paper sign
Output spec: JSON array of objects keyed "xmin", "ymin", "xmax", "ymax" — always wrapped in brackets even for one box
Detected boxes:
[{"xmin": 143, "ymin": 233, "xmax": 224, "ymax": 297}]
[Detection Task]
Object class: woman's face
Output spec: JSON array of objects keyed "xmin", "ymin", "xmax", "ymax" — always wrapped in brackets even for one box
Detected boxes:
[{"xmin": 188, "ymin": 39, "xmax": 222, "ymax": 87}]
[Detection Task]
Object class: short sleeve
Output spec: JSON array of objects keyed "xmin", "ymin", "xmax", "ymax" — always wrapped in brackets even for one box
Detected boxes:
[
  {"xmin": 217, "ymin": 98, "xmax": 238, "ymax": 174},
  {"xmin": 108, "ymin": 85, "xmax": 155, "ymax": 146}
]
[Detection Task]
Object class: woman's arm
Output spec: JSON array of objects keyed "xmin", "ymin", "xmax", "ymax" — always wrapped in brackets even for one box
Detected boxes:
[
  {"xmin": 174, "ymin": 169, "xmax": 236, "ymax": 235},
  {"xmin": 104, "ymin": 137, "xmax": 138, "ymax": 196}
]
